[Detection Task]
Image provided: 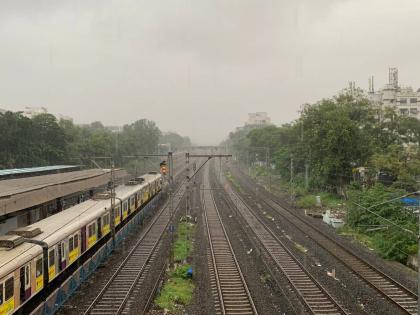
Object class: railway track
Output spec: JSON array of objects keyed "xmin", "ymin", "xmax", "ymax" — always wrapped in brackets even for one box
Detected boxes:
[
  {"xmin": 218, "ymin": 169, "xmax": 347, "ymax": 315},
  {"xmin": 203, "ymin": 167, "xmax": 258, "ymax": 315},
  {"xmin": 83, "ymin": 180, "xmax": 187, "ymax": 314},
  {"xmin": 231, "ymin": 166, "xmax": 418, "ymax": 315}
]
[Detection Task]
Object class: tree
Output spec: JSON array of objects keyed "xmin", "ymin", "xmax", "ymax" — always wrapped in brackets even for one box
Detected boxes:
[
  {"xmin": 0, "ymin": 111, "xmax": 34, "ymax": 167},
  {"xmin": 299, "ymin": 94, "xmax": 375, "ymax": 194},
  {"xmin": 160, "ymin": 132, "xmax": 191, "ymax": 151},
  {"xmin": 120, "ymin": 119, "xmax": 161, "ymax": 155},
  {"xmin": 32, "ymin": 114, "xmax": 66, "ymax": 164}
]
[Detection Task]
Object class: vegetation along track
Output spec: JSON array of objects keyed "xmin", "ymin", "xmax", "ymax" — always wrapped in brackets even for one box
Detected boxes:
[
  {"xmin": 83, "ymin": 178, "xmax": 187, "ymax": 314},
  {"xmin": 203, "ymin": 166, "xmax": 258, "ymax": 315},
  {"xmin": 219, "ymin": 169, "xmax": 348, "ymax": 315},
  {"xmin": 232, "ymin": 166, "xmax": 418, "ymax": 315}
]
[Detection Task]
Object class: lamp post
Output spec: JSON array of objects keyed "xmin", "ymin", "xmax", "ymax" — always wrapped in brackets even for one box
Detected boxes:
[{"xmin": 353, "ymin": 191, "xmax": 419, "ymax": 312}]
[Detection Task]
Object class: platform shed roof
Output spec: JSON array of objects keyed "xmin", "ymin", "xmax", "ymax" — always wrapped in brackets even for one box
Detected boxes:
[{"xmin": 0, "ymin": 168, "xmax": 127, "ymax": 216}]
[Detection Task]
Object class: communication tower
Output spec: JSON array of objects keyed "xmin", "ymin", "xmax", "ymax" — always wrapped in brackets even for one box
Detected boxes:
[{"xmin": 389, "ymin": 67, "xmax": 398, "ymax": 88}]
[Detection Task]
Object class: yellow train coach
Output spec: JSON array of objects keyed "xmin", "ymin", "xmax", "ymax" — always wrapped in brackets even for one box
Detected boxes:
[{"xmin": 0, "ymin": 172, "xmax": 162, "ymax": 315}]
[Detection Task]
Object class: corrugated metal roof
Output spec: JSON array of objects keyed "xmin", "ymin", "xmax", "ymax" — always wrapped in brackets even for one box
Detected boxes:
[
  {"xmin": 0, "ymin": 168, "xmax": 128, "ymax": 216},
  {"xmin": 0, "ymin": 165, "xmax": 78, "ymax": 177}
]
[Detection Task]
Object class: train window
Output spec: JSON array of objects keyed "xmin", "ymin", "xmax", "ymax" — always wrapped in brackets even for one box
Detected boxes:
[
  {"xmin": 0, "ymin": 283, "xmax": 3, "ymax": 305},
  {"xmin": 103, "ymin": 214, "xmax": 109, "ymax": 226},
  {"xmin": 69, "ymin": 237, "xmax": 74, "ymax": 252},
  {"xmin": 49, "ymin": 249, "xmax": 55, "ymax": 266},
  {"xmin": 5, "ymin": 277, "xmax": 13, "ymax": 301},
  {"xmin": 74, "ymin": 234, "xmax": 79, "ymax": 248},
  {"xmin": 130, "ymin": 197, "xmax": 134, "ymax": 206},
  {"xmin": 36, "ymin": 258, "xmax": 43, "ymax": 277},
  {"xmin": 88, "ymin": 223, "xmax": 96, "ymax": 237},
  {"xmin": 123, "ymin": 202, "xmax": 128, "ymax": 211}
]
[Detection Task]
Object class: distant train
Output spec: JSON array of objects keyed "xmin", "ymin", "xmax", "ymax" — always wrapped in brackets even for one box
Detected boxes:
[{"xmin": 0, "ymin": 172, "xmax": 163, "ymax": 315}]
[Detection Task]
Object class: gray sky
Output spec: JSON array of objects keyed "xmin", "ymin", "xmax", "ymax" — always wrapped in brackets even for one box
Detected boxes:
[{"xmin": 0, "ymin": 0, "xmax": 419, "ymax": 145}]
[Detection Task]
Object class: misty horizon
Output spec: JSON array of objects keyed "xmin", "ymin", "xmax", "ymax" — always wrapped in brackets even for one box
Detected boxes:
[{"xmin": 1, "ymin": 1, "xmax": 420, "ymax": 145}]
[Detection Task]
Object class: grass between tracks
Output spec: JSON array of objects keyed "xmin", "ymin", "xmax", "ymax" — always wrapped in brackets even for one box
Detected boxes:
[
  {"xmin": 225, "ymin": 170, "xmax": 243, "ymax": 192},
  {"xmin": 173, "ymin": 222, "xmax": 195, "ymax": 262},
  {"xmin": 155, "ymin": 221, "xmax": 196, "ymax": 313}
]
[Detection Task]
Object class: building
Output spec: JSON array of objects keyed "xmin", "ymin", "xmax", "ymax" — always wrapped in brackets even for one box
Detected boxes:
[
  {"xmin": 57, "ymin": 113, "xmax": 73, "ymax": 122},
  {"xmin": 105, "ymin": 125, "xmax": 123, "ymax": 133},
  {"xmin": 245, "ymin": 112, "xmax": 271, "ymax": 126},
  {"xmin": 367, "ymin": 68, "xmax": 420, "ymax": 119},
  {"xmin": 21, "ymin": 106, "xmax": 48, "ymax": 118},
  {"xmin": 0, "ymin": 106, "xmax": 73, "ymax": 121}
]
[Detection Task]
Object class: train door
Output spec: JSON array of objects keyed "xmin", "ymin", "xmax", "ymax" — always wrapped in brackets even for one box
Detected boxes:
[
  {"xmin": 135, "ymin": 193, "xmax": 139, "ymax": 209},
  {"xmin": 58, "ymin": 241, "xmax": 67, "ymax": 271},
  {"xmin": 81, "ymin": 226, "xmax": 87, "ymax": 253},
  {"xmin": 19, "ymin": 263, "xmax": 31, "ymax": 302},
  {"xmin": 97, "ymin": 217, "xmax": 102, "ymax": 239},
  {"xmin": 48, "ymin": 248, "xmax": 57, "ymax": 281},
  {"xmin": 35, "ymin": 256, "xmax": 43, "ymax": 292},
  {"xmin": 0, "ymin": 276, "xmax": 15, "ymax": 314}
]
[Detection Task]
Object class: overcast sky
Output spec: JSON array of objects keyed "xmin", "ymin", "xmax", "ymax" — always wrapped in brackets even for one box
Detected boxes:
[{"xmin": 0, "ymin": 0, "xmax": 419, "ymax": 145}]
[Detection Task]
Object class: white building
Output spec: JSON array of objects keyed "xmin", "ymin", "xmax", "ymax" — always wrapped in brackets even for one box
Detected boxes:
[
  {"xmin": 105, "ymin": 125, "xmax": 123, "ymax": 133},
  {"xmin": 245, "ymin": 112, "xmax": 271, "ymax": 126},
  {"xmin": 367, "ymin": 68, "xmax": 420, "ymax": 119},
  {"xmin": 21, "ymin": 106, "xmax": 48, "ymax": 118},
  {"xmin": 57, "ymin": 114, "xmax": 73, "ymax": 122}
]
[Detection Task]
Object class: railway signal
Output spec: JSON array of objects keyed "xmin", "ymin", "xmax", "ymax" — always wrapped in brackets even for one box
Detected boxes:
[{"xmin": 160, "ymin": 161, "xmax": 167, "ymax": 175}]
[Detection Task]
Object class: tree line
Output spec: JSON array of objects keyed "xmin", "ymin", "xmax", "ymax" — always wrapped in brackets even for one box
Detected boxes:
[
  {"xmin": 0, "ymin": 111, "xmax": 191, "ymax": 170},
  {"xmin": 224, "ymin": 89, "xmax": 420, "ymax": 262},
  {"xmin": 225, "ymin": 92, "xmax": 420, "ymax": 194}
]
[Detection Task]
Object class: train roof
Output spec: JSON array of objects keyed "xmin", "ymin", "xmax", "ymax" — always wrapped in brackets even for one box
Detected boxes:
[{"xmin": 0, "ymin": 173, "xmax": 160, "ymax": 277}]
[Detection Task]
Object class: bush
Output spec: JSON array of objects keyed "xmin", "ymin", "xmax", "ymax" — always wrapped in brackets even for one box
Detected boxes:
[
  {"xmin": 346, "ymin": 184, "xmax": 417, "ymax": 262},
  {"xmin": 171, "ymin": 264, "xmax": 192, "ymax": 279},
  {"xmin": 296, "ymin": 192, "xmax": 342, "ymax": 208},
  {"xmin": 297, "ymin": 195, "xmax": 317, "ymax": 208},
  {"xmin": 155, "ymin": 276, "xmax": 194, "ymax": 311}
]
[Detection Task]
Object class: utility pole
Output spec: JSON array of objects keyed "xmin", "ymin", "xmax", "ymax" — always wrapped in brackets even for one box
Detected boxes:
[
  {"xmin": 290, "ymin": 157, "xmax": 294, "ymax": 201},
  {"xmin": 219, "ymin": 156, "xmax": 222, "ymax": 182},
  {"xmin": 168, "ymin": 151, "xmax": 174, "ymax": 217},
  {"xmin": 168, "ymin": 151, "xmax": 175, "ymax": 268},
  {"xmin": 185, "ymin": 152, "xmax": 190, "ymax": 220},
  {"xmin": 266, "ymin": 148, "xmax": 271, "ymax": 192}
]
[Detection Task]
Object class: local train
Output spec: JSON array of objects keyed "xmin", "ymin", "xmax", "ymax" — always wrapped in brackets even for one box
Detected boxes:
[{"xmin": 0, "ymin": 172, "xmax": 163, "ymax": 315}]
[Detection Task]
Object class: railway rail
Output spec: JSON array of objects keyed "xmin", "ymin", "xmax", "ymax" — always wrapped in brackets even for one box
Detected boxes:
[
  {"xmin": 218, "ymin": 168, "xmax": 347, "ymax": 315},
  {"xmin": 83, "ymin": 176, "xmax": 187, "ymax": 314},
  {"xmin": 203, "ymin": 167, "xmax": 258, "ymax": 315},
  {"xmin": 231, "ymin": 165, "xmax": 418, "ymax": 315}
]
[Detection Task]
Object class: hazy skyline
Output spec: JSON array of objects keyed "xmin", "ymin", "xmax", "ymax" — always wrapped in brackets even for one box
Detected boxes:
[{"xmin": 1, "ymin": 0, "xmax": 420, "ymax": 144}]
